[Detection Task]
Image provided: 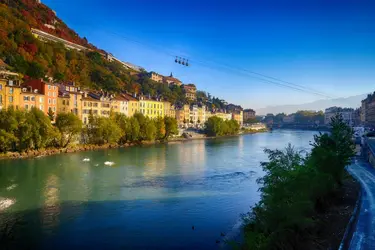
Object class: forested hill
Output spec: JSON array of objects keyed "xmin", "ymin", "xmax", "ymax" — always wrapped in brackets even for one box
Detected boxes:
[{"xmin": 0, "ymin": 0, "xmax": 239, "ymax": 109}]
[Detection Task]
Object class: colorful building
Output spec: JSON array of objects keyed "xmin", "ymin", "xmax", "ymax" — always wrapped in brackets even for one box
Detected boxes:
[
  {"xmin": 139, "ymin": 95, "xmax": 164, "ymax": 119},
  {"xmin": 56, "ymin": 82, "xmax": 82, "ymax": 117},
  {"xmin": 232, "ymin": 110, "xmax": 243, "ymax": 126},
  {"xmin": 24, "ymin": 80, "xmax": 58, "ymax": 116},
  {"xmin": 20, "ymin": 86, "xmax": 44, "ymax": 111},
  {"xmin": 163, "ymin": 101, "xmax": 172, "ymax": 117},
  {"xmin": 111, "ymin": 95, "xmax": 129, "ymax": 115},
  {"xmin": 81, "ymin": 93, "xmax": 101, "ymax": 124},
  {"xmin": 0, "ymin": 68, "xmax": 21, "ymax": 110},
  {"xmin": 122, "ymin": 93, "xmax": 139, "ymax": 117}
]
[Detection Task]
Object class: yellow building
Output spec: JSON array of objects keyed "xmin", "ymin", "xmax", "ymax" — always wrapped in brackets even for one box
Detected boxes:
[
  {"xmin": 232, "ymin": 110, "xmax": 243, "ymax": 126},
  {"xmin": 56, "ymin": 83, "xmax": 83, "ymax": 117},
  {"xmin": 20, "ymin": 87, "xmax": 45, "ymax": 111},
  {"xmin": 123, "ymin": 93, "xmax": 139, "ymax": 116},
  {"xmin": 0, "ymin": 69, "xmax": 21, "ymax": 110},
  {"xmin": 163, "ymin": 101, "xmax": 172, "ymax": 117},
  {"xmin": 175, "ymin": 104, "xmax": 190, "ymax": 126},
  {"xmin": 81, "ymin": 93, "xmax": 101, "ymax": 124},
  {"xmin": 57, "ymin": 94, "xmax": 70, "ymax": 114},
  {"xmin": 139, "ymin": 95, "xmax": 164, "ymax": 119}
]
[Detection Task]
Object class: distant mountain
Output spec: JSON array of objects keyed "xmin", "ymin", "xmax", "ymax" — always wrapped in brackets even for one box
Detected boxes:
[{"xmin": 256, "ymin": 94, "xmax": 367, "ymax": 115}]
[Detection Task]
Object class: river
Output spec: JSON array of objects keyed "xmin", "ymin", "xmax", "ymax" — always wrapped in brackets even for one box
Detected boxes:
[{"xmin": 0, "ymin": 130, "xmax": 318, "ymax": 250}]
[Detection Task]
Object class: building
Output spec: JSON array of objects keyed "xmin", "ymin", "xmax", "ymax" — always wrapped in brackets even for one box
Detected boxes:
[
  {"xmin": 183, "ymin": 84, "xmax": 197, "ymax": 100},
  {"xmin": 56, "ymin": 82, "xmax": 82, "ymax": 117},
  {"xmin": 24, "ymin": 80, "xmax": 58, "ymax": 116},
  {"xmin": 122, "ymin": 93, "xmax": 139, "ymax": 117},
  {"xmin": 19, "ymin": 86, "xmax": 44, "ymax": 111},
  {"xmin": 175, "ymin": 104, "xmax": 190, "ymax": 126},
  {"xmin": 283, "ymin": 114, "xmax": 295, "ymax": 124},
  {"xmin": 324, "ymin": 107, "xmax": 354, "ymax": 126},
  {"xmin": 81, "ymin": 93, "xmax": 100, "ymax": 124},
  {"xmin": 0, "ymin": 70, "xmax": 21, "ymax": 110},
  {"xmin": 163, "ymin": 101, "xmax": 172, "ymax": 117},
  {"xmin": 243, "ymin": 109, "xmax": 256, "ymax": 122},
  {"xmin": 31, "ymin": 28, "xmax": 88, "ymax": 51},
  {"xmin": 139, "ymin": 95, "xmax": 164, "ymax": 119},
  {"xmin": 111, "ymin": 95, "xmax": 129, "ymax": 115},
  {"xmin": 214, "ymin": 112, "xmax": 232, "ymax": 121},
  {"xmin": 232, "ymin": 110, "xmax": 243, "ymax": 126},
  {"xmin": 189, "ymin": 105, "xmax": 199, "ymax": 125},
  {"xmin": 198, "ymin": 105, "xmax": 206, "ymax": 125},
  {"xmin": 163, "ymin": 73, "xmax": 182, "ymax": 86},
  {"xmin": 57, "ymin": 93, "xmax": 70, "ymax": 114},
  {"xmin": 149, "ymin": 72, "xmax": 163, "ymax": 83}
]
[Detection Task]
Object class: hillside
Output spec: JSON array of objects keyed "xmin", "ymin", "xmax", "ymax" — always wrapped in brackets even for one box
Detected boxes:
[
  {"xmin": 0, "ymin": 0, "xmax": 238, "ymax": 110},
  {"xmin": 256, "ymin": 94, "xmax": 366, "ymax": 115}
]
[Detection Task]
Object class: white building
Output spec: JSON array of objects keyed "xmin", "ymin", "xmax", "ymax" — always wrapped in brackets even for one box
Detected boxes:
[{"xmin": 324, "ymin": 107, "xmax": 354, "ymax": 126}]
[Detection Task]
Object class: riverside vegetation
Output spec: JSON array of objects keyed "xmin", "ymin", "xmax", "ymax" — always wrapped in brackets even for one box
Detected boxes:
[
  {"xmin": 242, "ymin": 114, "xmax": 355, "ymax": 250},
  {"xmin": 0, "ymin": 107, "xmax": 244, "ymax": 157},
  {"xmin": 0, "ymin": 107, "xmax": 178, "ymax": 155}
]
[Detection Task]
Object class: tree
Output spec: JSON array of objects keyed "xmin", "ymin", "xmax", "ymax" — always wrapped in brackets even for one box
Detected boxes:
[
  {"xmin": 164, "ymin": 117, "xmax": 178, "ymax": 139},
  {"xmin": 155, "ymin": 117, "xmax": 166, "ymax": 140},
  {"xmin": 47, "ymin": 107, "xmax": 55, "ymax": 121},
  {"xmin": 55, "ymin": 113, "xmax": 82, "ymax": 147},
  {"xmin": 27, "ymin": 61, "xmax": 45, "ymax": 79}
]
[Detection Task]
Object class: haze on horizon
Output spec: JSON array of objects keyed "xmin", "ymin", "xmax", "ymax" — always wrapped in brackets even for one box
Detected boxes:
[{"xmin": 43, "ymin": 0, "xmax": 375, "ymax": 110}]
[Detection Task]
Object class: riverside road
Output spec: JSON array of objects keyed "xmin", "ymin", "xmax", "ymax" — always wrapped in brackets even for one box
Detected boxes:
[{"xmin": 347, "ymin": 160, "xmax": 375, "ymax": 250}]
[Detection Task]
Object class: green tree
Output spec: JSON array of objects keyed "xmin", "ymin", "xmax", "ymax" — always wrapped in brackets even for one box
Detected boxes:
[
  {"xmin": 164, "ymin": 117, "xmax": 178, "ymax": 139},
  {"xmin": 27, "ymin": 61, "xmax": 45, "ymax": 79},
  {"xmin": 155, "ymin": 117, "xmax": 166, "ymax": 140},
  {"xmin": 55, "ymin": 113, "xmax": 83, "ymax": 147}
]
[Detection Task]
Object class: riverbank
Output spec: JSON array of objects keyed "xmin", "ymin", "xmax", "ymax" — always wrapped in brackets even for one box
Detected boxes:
[{"xmin": 0, "ymin": 129, "xmax": 269, "ymax": 160}]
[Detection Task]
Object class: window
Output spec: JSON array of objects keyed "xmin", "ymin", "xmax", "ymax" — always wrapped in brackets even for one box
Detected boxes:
[
  {"xmin": 0, "ymin": 84, "xmax": 2, "ymax": 90},
  {"xmin": 0, "ymin": 95, "xmax": 2, "ymax": 104},
  {"xmin": 84, "ymin": 117, "xmax": 87, "ymax": 124},
  {"xmin": 40, "ymin": 97, "xmax": 43, "ymax": 103},
  {"xmin": 31, "ymin": 104, "xmax": 34, "ymax": 108},
  {"xmin": 48, "ymin": 85, "xmax": 51, "ymax": 90},
  {"xmin": 48, "ymin": 92, "xmax": 51, "ymax": 96},
  {"xmin": 63, "ymin": 100, "xmax": 65, "ymax": 105},
  {"xmin": 9, "ymin": 88, "xmax": 13, "ymax": 94},
  {"xmin": 53, "ymin": 107, "xmax": 56, "ymax": 112},
  {"xmin": 53, "ymin": 92, "xmax": 56, "ymax": 97},
  {"xmin": 67, "ymin": 100, "xmax": 69, "ymax": 105},
  {"xmin": 154, "ymin": 104, "xmax": 156, "ymax": 108},
  {"xmin": 53, "ymin": 86, "xmax": 56, "ymax": 90},
  {"xmin": 24, "ymin": 104, "xmax": 28, "ymax": 110},
  {"xmin": 9, "ymin": 96, "xmax": 13, "ymax": 102},
  {"xmin": 23, "ymin": 96, "xmax": 29, "ymax": 101},
  {"xmin": 48, "ymin": 98, "xmax": 51, "ymax": 104},
  {"xmin": 39, "ymin": 105, "xmax": 43, "ymax": 111},
  {"xmin": 53, "ymin": 99, "xmax": 56, "ymax": 105},
  {"xmin": 31, "ymin": 96, "xmax": 35, "ymax": 101},
  {"xmin": 84, "ymin": 102, "xmax": 87, "ymax": 107}
]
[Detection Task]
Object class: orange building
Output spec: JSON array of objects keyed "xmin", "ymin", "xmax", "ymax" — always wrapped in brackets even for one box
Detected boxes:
[{"xmin": 24, "ymin": 80, "xmax": 58, "ymax": 117}]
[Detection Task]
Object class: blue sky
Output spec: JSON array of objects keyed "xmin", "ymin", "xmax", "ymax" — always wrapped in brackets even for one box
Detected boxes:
[{"xmin": 43, "ymin": 0, "xmax": 375, "ymax": 109}]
